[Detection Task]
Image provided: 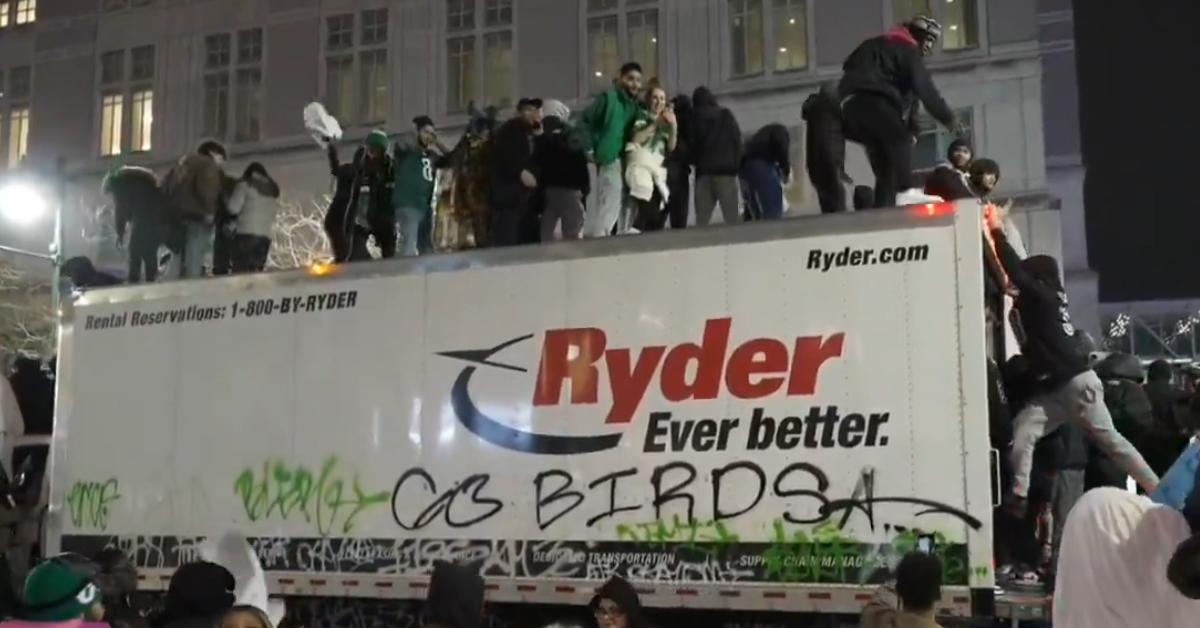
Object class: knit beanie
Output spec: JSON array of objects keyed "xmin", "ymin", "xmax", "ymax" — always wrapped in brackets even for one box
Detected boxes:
[
  {"xmin": 22, "ymin": 555, "xmax": 101, "ymax": 621},
  {"xmin": 365, "ymin": 129, "xmax": 390, "ymax": 150}
]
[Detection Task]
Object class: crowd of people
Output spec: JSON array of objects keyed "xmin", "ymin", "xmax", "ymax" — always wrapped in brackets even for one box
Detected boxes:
[{"xmin": 86, "ymin": 14, "xmax": 991, "ymax": 287}]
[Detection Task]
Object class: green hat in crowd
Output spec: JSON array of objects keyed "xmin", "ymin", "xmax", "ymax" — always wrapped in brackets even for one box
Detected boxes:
[
  {"xmin": 22, "ymin": 554, "xmax": 102, "ymax": 622},
  {"xmin": 365, "ymin": 129, "xmax": 390, "ymax": 150}
]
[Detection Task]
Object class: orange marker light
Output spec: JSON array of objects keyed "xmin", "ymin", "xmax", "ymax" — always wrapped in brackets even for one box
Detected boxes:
[{"xmin": 308, "ymin": 261, "xmax": 334, "ymax": 276}]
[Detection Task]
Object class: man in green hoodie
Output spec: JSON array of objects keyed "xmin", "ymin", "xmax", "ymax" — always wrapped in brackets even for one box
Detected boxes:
[
  {"xmin": 393, "ymin": 116, "xmax": 451, "ymax": 257},
  {"xmin": 581, "ymin": 61, "xmax": 644, "ymax": 238}
]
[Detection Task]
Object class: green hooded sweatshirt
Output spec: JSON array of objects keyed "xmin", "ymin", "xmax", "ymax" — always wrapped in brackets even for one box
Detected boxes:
[{"xmin": 583, "ymin": 87, "xmax": 641, "ymax": 167}]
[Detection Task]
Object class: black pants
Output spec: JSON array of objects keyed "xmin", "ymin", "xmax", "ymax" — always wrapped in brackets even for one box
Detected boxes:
[
  {"xmin": 665, "ymin": 161, "xmax": 691, "ymax": 229},
  {"xmin": 231, "ymin": 234, "xmax": 271, "ymax": 273},
  {"xmin": 633, "ymin": 189, "xmax": 666, "ymax": 232},
  {"xmin": 323, "ymin": 201, "xmax": 353, "ymax": 262},
  {"xmin": 212, "ymin": 216, "xmax": 236, "ymax": 276},
  {"xmin": 805, "ymin": 93, "xmax": 847, "ymax": 214},
  {"xmin": 350, "ymin": 213, "xmax": 397, "ymax": 261},
  {"xmin": 842, "ymin": 93, "xmax": 913, "ymax": 209},
  {"xmin": 491, "ymin": 209, "xmax": 523, "ymax": 247},
  {"xmin": 126, "ymin": 224, "xmax": 160, "ymax": 283}
]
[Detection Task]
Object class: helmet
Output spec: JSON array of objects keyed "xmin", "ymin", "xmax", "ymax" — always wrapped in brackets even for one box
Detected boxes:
[{"xmin": 907, "ymin": 15, "xmax": 943, "ymax": 43}]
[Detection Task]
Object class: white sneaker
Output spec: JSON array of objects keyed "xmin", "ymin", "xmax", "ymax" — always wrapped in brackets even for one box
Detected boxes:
[
  {"xmin": 895, "ymin": 188, "xmax": 945, "ymax": 206},
  {"xmin": 621, "ymin": 227, "xmax": 642, "ymax": 235}
]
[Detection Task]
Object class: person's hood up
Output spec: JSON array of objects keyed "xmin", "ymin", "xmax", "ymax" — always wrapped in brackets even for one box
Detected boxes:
[
  {"xmin": 670, "ymin": 94, "xmax": 692, "ymax": 113},
  {"xmin": 589, "ymin": 577, "xmax": 657, "ymax": 628},
  {"xmin": 1020, "ymin": 255, "xmax": 1063, "ymax": 292},
  {"xmin": 164, "ymin": 562, "xmax": 235, "ymax": 622},
  {"xmin": 541, "ymin": 99, "xmax": 570, "ymax": 122},
  {"xmin": 424, "ymin": 561, "xmax": 484, "ymax": 628},
  {"xmin": 883, "ymin": 25, "xmax": 920, "ymax": 48},
  {"xmin": 692, "ymin": 86, "xmax": 717, "ymax": 109}
]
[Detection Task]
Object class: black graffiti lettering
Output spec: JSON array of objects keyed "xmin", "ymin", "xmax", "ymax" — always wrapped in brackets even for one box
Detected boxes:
[
  {"xmin": 651, "ymin": 462, "xmax": 697, "ymax": 522},
  {"xmin": 711, "ymin": 461, "xmax": 766, "ymax": 521},
  {"xmin": 774, "ymin": 462, "xmax": 830, "ymax": 525},
  {"xmin": 821, "ymin": 496, "xmax": 982, "ymax": 530},
  {"xmin": 586, "ymin": 468, "xmax": 641, "ymax": 527},
  {"xmin": 836, "ymin": 467, "xmax": 876, "ymax": 529},
  {"xmin": 534, "ymin": 469, "xmax": 584, "ymax": 530},
  {"xmin": 391, "ymin": 468, "xmax": 441, "ymax": 531},
  {"xmin": 391, "ymin": 469, "xmax": 503, "ymax": 530}
]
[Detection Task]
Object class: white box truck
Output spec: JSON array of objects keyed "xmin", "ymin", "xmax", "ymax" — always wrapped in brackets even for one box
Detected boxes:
[{"xmin": 45, "ymin": 201, "xmax": 1003, "ymax": 620}]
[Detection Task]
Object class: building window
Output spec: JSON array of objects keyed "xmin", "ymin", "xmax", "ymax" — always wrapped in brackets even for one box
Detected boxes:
[
  {"xmin": 913, "ymin": 107, "xmax": 973, "ymax": 169},
  {"xmin": 0, "ymin": 3, "xmax": 9, "ymax": 28},
  {"xmin": 445, "ymin": 0, "xmax": 513, "ymax": 112},
  {"xmin": 729, "ymin": 0, "xmax": 808, "ymax": 78},
  {"xmin": 5, "ymin": 106, "xmax": 30, "ymax": 166},
  {"xmin": 892, "ymin": 0, "xmax": 979, "ymax": 51},
  {"xmin": 101, "ymin": 50, "xmax": 125, "ymax": 85},
  {"xmin": 13, "ymin": 0, "xmax": 32, "ymax": 25},
  {"xmin": 131, "ymin": 45, "xmax": 155, "ymax": 81},
  {"xmin": 100, "ymin": 92, "xmax": 124, "ymax": 157},
  {"xmin": 130, "ymin": 88, "xmax": 152, "ymax": 152},
  {"xmin": 324, "ymin": 9, "xmax": 389, "ymax": 126},
  {"xmin": 8, "ymin": 66, "xmax": 31, "ymax": 100},
  {"xmin": 586, "ymin": 0, "xmax": 659, "ymax": 93},
  {"xmin": 203, "ymin": 29, "xmax": 263, "ymax": 143}
]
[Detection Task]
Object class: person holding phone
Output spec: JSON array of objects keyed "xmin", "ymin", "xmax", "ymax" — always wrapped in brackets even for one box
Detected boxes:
[{"xmin": 860, "ymin": 552, "xmax": 945, "ymax": 628}]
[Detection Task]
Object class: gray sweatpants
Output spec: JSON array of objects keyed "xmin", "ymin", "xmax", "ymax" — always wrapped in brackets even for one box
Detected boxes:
[
  {"xmin": 694, "ymin": 174, "xmax": 741, "ymax": 226},
  {"xmin": 1049, "ymin": 468, "xmax": 1085, "ymax": 577},
  {"xmin": 542, "ymin": 187, "xmax": 585, "ymax": 241},
  {"xmin": 583, "ymin": 161, "xmax": 625, "ymax": 237},
  {"xmin": 1010, "ymin": 370, "xmax": 1159, "ymax": 498}
]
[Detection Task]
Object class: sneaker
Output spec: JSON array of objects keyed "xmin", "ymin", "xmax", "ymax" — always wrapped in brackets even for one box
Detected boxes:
[{"xmin": 895, "ymin": 188, "xmax": 945, "ymax": 206}]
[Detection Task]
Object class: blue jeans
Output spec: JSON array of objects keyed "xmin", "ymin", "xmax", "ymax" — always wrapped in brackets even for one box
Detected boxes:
[
  {"xmin": 739, "ymin": 159, "xmax": 784, "ymax": 220},
  {"xmin": 397, "ymin": 206, "xmax": 433, "ymax": 257},
  {"xmin": 166, "ymin": 220, "xmax": 213, "ymax": 278}
]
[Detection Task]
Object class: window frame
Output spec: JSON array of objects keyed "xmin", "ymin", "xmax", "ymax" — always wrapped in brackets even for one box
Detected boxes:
[
  {"xmin": 581, "ymin": 0, "xmax": 662, "ymax": 95},
  {"xmin": 321, "ymin": 7, "xmax": 391, "ymax": 127},
  {"xmin": 13, "ymin": 0, "xmax": 33, "ymax": 25},
  {"xmin": 98, "ymin": 90, "xmax": 125, "ymax": 157},
  {"xmin": 200, "ymin": 27, "xmax": 265, "ymax": 145},
  {"xmin": 96, "ymin": 46, "xmax": 156, "ymax": 156},
  {"xmin": 885, "ymin": 0, "xmax": 985, "ymax": 54},
  {"xmin": 724, "ymin": 0, "xmax": 814, "ymax": 80},
  {"xmin": 443, "ymin": 0, "xmax": 516, "ymax": 114}
]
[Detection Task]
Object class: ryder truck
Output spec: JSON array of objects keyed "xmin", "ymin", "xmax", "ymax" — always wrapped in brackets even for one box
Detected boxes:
[{"xmin": 46, "ymin": 201, "xmax": 1004, "ymax": 620}]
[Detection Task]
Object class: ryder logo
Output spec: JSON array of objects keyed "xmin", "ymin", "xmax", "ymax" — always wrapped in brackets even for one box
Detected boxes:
[{"xmin": 440, "ymin": 318, "xmax": 845, "ymax": 455}]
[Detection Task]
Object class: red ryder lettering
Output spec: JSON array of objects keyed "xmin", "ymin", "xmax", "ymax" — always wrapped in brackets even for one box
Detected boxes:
[{"xmin": 531, "ymin": 318, "xmax": 846, "ymax": 424}]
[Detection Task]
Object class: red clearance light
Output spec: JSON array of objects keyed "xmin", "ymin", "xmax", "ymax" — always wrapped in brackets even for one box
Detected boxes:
[{"xmin": 912, "ymin": 201, "xmax": 957, "ymax": 217}]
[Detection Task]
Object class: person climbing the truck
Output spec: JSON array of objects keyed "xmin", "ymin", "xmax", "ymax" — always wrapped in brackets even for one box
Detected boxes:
[
  {"xmin": 987, "ymin": 209, "xmax": 1159, "ymax": 516},
  {"xmin": 839, "ymin": 15, "xmax": 964, "ymax": 209}
]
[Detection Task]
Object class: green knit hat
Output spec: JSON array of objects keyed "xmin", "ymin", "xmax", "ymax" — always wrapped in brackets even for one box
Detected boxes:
[
  {"xmin": 365, "ymin": 129, "xmax": 390, "ymax": 150},
  {"xmin": 22, "ymin": 554, "xmax": 101, "ymax": 621}
]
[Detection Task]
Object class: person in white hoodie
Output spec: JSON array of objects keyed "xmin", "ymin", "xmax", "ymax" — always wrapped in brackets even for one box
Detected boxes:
[
  {"xmin": 226, "ymin": 163, "xmax": 281, "ymax": 273},
  {"xmin": 625, "ymin": 81, "xmax": 677, "ymax": 232}
]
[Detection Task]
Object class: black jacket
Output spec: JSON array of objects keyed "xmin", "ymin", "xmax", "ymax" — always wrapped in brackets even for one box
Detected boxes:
[
  {"xmin": 1087, "ymin": 379, "xmax": 1155, "ymax": 489},
  {"xmin": 689, "ymin": 87, "xmax": 743, "ymax": 176},
  {"xmin": 106, "ymin": 166, "xmax": 164, "ymax": 241},
  {"xmin": 667, "ymin": 94, "xmax": 693, "ymax": 167},
  {"xmin": 327, "ymin": 144, "xmax": 395, "ymax": 222},
  {"xmin": 924, "ymin": 165, "xmax": 973, "ymax": 201},
  {"xmin": 743, "ymin": 123, "xmax": 791, "ymax": 179},
  {"xmin": 534, "ymin": 117, "xmax": 590, "ymax": 195},
  {"xmin": 490, "ymin": 117, "xmax": 536, "ymax": 205},
  {"xmin": 838, "ymin": 26, "xmax": 956, "ymax": 129},
  {"xmin": 993, "ymin": 231, "xmax": 1089, "ymax": 388},
  {"xmin": 424, "ymin": 561, "xmax": 484, "ymax": 628}
]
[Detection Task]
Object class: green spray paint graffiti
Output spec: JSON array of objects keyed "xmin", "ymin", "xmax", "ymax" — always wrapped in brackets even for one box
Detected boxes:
[
  {"xmin": 616, "ymin": 516, "xmax": 740, "ymax": 555},
  {"xmin": 233, "ymin": 456, "xmax": 389, "ymax": 536},
  {"xmin": 66, "ymin": 478, "xmax": 121, "ymax": 531}
]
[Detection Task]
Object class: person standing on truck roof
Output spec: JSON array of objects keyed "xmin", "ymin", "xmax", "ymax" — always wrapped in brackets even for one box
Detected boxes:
[
  {"xmin": 804, "ymin": 81, "xmax": 851, "ymax": 214},
  {"xmin": 489, "ymin": 98, "xmax": 543, "ymax": 247},
  {"xmin": 987, "ymin": 210, "xmax": 1160, "ymax": 515},
  {"xmin": 225, "ymin": 163, "xmax": 281, "ymax": 274},
  {"xmin": 839, "ymin": 16, "xmax": 964, "ymax": 209},
  {"xmin": 689, "ymin": 86, "xmax": 744, "ymax": 226},
  {"xmin": 534, "ymin": 99, "xmax": 590, "ymax": 241},
  {"xmin": 394, "ymin": 115, "xmax": 452, "ymax": 257},
  {"xmin": 326, "ymin": 130, "xmax": 396, "ymax": 262},
  {"xmin": 590, "ymin": 577, "xmax": 659, "ymax": 628},
  {"xmin": 104, "ymin": 166, "xmax": 164, "ymax": 284},
  {"xmin": 581, "ymin": 62, "xmax": 644, "ymax": 238},
  {"xmin": 859, "ymin": 552, "xmax": 944, "ymax": 628},
  {"xmin": 740, "ymin": 123, "xmax": 791, "ymax": 221},
  {"xmin": 422, "ymin": 561, "xmax": 484, "ymax": 628},
  {"xmin": 161, "ymin": 141, "xmax": 228, "ymax": 278}
]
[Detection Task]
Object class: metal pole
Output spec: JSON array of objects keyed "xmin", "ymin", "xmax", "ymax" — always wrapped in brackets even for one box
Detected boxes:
[
  {"xmin": 0, "ymin": 243, "xmax": 52, "ymax": 260},
  {"xmin": 51, "ymin": 158, "xmax": 67, "ymax": 327}
]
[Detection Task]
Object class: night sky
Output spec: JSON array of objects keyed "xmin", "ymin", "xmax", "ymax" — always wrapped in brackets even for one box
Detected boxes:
[{"xmin": 1075, "ymin": 1, "xmax": 1200, "ymax": 302}]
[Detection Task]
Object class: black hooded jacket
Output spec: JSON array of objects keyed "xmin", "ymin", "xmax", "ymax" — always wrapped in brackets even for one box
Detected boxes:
[
  {"xmin": 106, "ymin": 166, "xmax": 164, "ymax": 241},
  {"xmin": 666, "ymin": 94, "xmax": 693, "ymax": 167},
  {"xmin": 534, "ymin": 116, "xmax": 590, "ymax": 194},
  {"xmin": 689, "ymin": 87, "xmax": 743, "ymax": 176},
  {"xmin": 590, "ymin": 577, "xmax": 658, "ymax": 628},
  {"xmin": 743, "ymin": 123, "xmax": 791, "ymax": 179},
  {"xmin": 993, "ymin": 231, "xmax": 1089, "ymax": 388},
  {"xmin": 424, "ymin": 561, "xmax": 484, "ymax": 628},
  {"xmin": 839, "ymin": 26, "xmax": 956, "ymax": 129},
  {"xmin": 327, "ymin": 143, "xmax": 395, "ymax": 224}
]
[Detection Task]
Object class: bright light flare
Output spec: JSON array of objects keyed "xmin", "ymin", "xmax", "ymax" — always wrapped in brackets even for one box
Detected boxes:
[
  {"xmin": 308, "ymin": 261, "xmax": 334, "ymax": 276},
  {"xmin": 0, "ymin": 182, "xmax": 49, "ymax": 227}
]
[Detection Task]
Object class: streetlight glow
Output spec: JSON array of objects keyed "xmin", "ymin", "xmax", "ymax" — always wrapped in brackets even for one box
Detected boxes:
[{"xmin": 0, "ymin": 182, "xmax": 49, "ymax": 228}]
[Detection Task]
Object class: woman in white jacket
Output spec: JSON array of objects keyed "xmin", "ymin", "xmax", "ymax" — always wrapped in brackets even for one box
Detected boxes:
[
  {"xmin": 226, "ymin": 162, "xmax": 281, "ymax": 273},
  {"xmin": 625, "ymin": 81, "xmax": 677, "ymax": 232}
]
